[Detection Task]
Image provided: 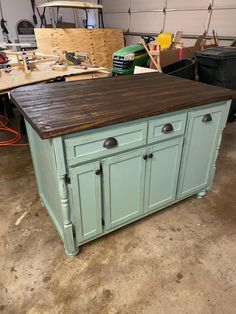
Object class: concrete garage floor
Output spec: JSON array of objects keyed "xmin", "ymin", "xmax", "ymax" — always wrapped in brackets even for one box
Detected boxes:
[{"xmin": 0, "ymin": 123, "xmax": 236, "ymax": 314}]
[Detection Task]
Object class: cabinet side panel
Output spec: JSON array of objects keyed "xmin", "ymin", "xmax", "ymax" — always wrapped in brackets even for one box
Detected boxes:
[{"xmin": 25, "ymin": 121, "xmax": 63, "ymax": 237}]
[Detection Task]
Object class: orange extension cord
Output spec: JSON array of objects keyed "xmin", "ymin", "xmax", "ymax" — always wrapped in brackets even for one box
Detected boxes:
[{"xmin": 0, "ymin": 115, "xmax": 28, "ymax": 146}]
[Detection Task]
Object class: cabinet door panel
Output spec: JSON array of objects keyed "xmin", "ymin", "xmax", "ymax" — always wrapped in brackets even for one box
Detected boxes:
[
  {"xmin": 103, "ymin": 148, "xmax": 146, "ymax": 229},
  {"xmin": 177, "ymin": 105, "xmax": 224, "ymax": 198},
  {"xmin": 70, "ymin": 162, "xmax": 102, "ymax": 242},
  {"xmin": 145, "ymin": 138, "xmax": 183, "ymax": 213}
]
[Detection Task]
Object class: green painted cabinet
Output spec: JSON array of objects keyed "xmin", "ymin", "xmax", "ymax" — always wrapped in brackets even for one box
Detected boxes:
[
  {"xmin": 102, "ymin": 148, "xmax": 146, "ymax": 229},
  {"xmin": 24, "ymin": 101, "xmax": 231, "ymax": 255},
  {"xmin": 144, "ymin": 138, "xmax": 183, "ymax": 213},
  {"xmin": 177, "ymin": 104, "xmax": 226, "ymax": 199},
  {"xmin": 69, "ymin": 162, "xmax": 103, "ymax": 242}
]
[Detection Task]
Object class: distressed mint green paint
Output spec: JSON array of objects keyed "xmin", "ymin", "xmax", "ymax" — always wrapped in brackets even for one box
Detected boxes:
[
  {"xmin": 103, "ymin": 148, "xmax": 146, "ymax": 230},
  {"xmin": 25, "ymin": 122, "xmax": 64, "ymax": 238},
  {"xmin": 64, "ymin": 122, "xmax": 147, "ymax": 166},
  {"xmin": 177, "ymin": 103, "xmax": 226, "ymax": 199},
  {"xmin": 26, "ymin": 122, "xmax": 79, "ymax": 255},
  {"xmin": 208, "ymin": 100, "xmax": 232, "ymax": 190},
  {"xmin": 69, "ymin": 162, "xmax": 102, "ymax": 242},
  {"xmin": 145, "ymin": 137, "xmax": 184, "ymax": 213},
  {"xmin": 24, "ymin": 101, "xmax": 231, "ymax": 256}
]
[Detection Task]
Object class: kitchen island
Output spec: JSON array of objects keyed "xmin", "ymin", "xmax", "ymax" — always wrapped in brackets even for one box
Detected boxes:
[{"xmin": 11, "ymin": 72, "xmax": 236, "ymax": 256}]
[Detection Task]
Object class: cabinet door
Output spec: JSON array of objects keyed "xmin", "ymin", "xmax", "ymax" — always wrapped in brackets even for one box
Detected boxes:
[
  {"xmin": 144, "ymin": 138, "xmax": 184, "ymax": 213},
  {"xmin": 103, "ymin": 148, "xmax": 146, "ymax": 230},
  {"xmin": 177, "ymin": 105, "xmax": 225, "ymax": 198},
  {"xmin": 70, "ymin": 162, "xmax": 102, "ymax": 242}
]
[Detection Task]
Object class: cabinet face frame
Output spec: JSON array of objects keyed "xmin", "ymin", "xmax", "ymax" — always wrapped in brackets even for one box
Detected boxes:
[
  {"xmin": 102, "ymin": 147, "xmax": 147, "ymax": 230},
  {"xmin": 66, "ymin": 102, "xmax": 229, "ymax": 246}
]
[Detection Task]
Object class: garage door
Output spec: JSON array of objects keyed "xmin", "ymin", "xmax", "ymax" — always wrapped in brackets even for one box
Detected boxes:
[{"xmin": 102, "ymin": 0, "xmax": 236, "ymax": 37}]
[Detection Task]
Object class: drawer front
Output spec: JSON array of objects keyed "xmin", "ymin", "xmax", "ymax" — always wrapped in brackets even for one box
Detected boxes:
[
  {"xmin": 64, "ymin": 123, "xmax": 147, "ymax": 165},
  {"xmin": 148, "ymin": 112, "xmax": 187, "ymax": 144}
]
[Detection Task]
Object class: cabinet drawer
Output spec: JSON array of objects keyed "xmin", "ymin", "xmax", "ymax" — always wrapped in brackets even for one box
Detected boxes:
[
  {"xmin": 148, "ymin": 112, "xmax": 187, "ymax": 144},
  {"xmin": 64, "ymin": 123, "xmax": 147, "ymax": 165}
]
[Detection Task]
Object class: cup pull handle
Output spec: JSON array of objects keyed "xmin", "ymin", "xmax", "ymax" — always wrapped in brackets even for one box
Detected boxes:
[
  {"xmin": 202, "ymin": 114, "xmax": 212, "ymax": 123},
  {"xmin": 103, "ymin": 137, "xmax": 118, "ymax": 149},
  {"xmin": 162, "ymin": 123, "xmax": 174, "ymax": 134}
]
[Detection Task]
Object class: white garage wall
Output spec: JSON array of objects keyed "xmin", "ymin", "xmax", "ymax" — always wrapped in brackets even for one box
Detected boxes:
[
  {"xmin": 0, "ymin": 0, "xmax": 98, "ymax": 43},
  {"xmin": 102, "ymin": 0, "xmax": 236, "ymax": 40},
  {"xmin": 0, "ymin": 0, "xmax": 36, "ymax": 42},
  {"xmin": 166, "ymin": 0, "xmax": 210, "ymax": 9},
  {"xmin": 130, "ymin": 12, "xmax": 164, "ymax": 33},
  {"xmin": 164, "ymin": 10, "xmax": 209, "ymax": 35}
]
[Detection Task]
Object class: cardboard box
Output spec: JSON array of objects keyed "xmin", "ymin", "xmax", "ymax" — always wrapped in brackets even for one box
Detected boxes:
[
  {"xmin": 158, "ymin": 44, "xmax": 215, "ymax": 68},
  {"xmin": 151, "ymin": 33, "xmax": 216, "ymax": 68}
]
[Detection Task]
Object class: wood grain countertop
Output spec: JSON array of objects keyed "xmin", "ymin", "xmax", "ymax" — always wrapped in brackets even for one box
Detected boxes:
[{"xmin": 11, "ymin": 72, "xmax": 236, "ymax": 139}]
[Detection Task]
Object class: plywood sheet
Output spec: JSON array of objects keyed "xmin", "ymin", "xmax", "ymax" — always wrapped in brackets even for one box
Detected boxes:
[
  {"xmin": 91, "ymin": 29, "xmax": 107, "ymax": 68},
  {"xmin": 0, "ymin": 61, "xmax": 107, "ymax": 94},
  {"xmin": 35, "ymin": 28, "xmax": 124, "ymax": 70}
]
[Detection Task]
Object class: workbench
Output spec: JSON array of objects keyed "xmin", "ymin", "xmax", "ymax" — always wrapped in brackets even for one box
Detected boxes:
[
  {"xmin": 11, "ymin": 73, "xmax": 236, "ymax": 256},
  {"xmin": 0, "ymin": 59, "xmax": 108, "ymax": 94}
]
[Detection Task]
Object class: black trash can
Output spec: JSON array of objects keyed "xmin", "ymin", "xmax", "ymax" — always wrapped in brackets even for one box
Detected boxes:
[
  {"xmin": 162, "ymin": 58, "xmax": 195, "ymax": 80},
  {"xmin": 196, "ymin": 46, "xmax": 236, "ymax": 122}
]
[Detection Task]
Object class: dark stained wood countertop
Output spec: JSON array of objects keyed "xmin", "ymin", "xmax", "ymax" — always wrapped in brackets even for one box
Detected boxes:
[{"xmin": 11, "ymin": 72, "xmax": 236, "ymax": 139}]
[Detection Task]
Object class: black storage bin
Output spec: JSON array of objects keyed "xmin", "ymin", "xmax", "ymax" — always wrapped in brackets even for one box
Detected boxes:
[
  {"xmin": 196, "ymin": 46, "xmax": 236, "ymax": 122},
  {"xmin": 162, "ymin": 59, "xmax": 195, "ymax": 80}
]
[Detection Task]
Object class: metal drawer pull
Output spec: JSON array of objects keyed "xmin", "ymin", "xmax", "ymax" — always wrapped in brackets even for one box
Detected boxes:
[
  {"xmin": 143, "ymin": 154, "xmax": 148, "ymax": 160},
  {"xmin": 202, "ymin": 114, "xmax": 212, "ymax": 123},
  {"xmin": 162, "ymin": 123, "xmax": 174, "ymax": 134},
  {"xmin": 148, "ymin": 153, "xmax": 153, "ymax": 159},
  {"xmin": 96, "ymin": 169, "xmax": 102, "ymax": 176},
  {"xmin": 103, "ymin": 137, "xmax": 118, "ymax": 149}
]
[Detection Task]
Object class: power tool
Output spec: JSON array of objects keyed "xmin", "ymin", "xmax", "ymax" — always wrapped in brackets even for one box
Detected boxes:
[
  {"xmin": 64, "ymin": 51, "xmax": 88, "ymax": 65},
  {"xmin": 0, "ymin": 51, "xmax": 8, "ymax": 64}
]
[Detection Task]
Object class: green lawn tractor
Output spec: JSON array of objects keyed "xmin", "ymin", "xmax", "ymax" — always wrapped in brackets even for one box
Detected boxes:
[{"xmin": 112, "ymin": 36, "xmax": 155, "ymax": 75}]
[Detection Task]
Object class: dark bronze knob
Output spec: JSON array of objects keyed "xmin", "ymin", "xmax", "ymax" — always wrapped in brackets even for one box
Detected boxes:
[
  {"xmin": 143, "ymin": 155, "xmax": 148, "ymax": 160},
  {"xmin": 96, "ymin": 169, "xmax": 102, "ymax": 176},
  {"xmin": 162, "ymin": 123, "xmax": 174, "ymax": 134},
  {"xmin": 202, "ymin": 114, "xmax": 212, "ymax": 123},
  {"xmin": 148, "ymin": 153, "xmax": 153, "ymax": 159},
  {"xmin": 103, "ymin": 137, "xmax": 118, "ymax": 149}
]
